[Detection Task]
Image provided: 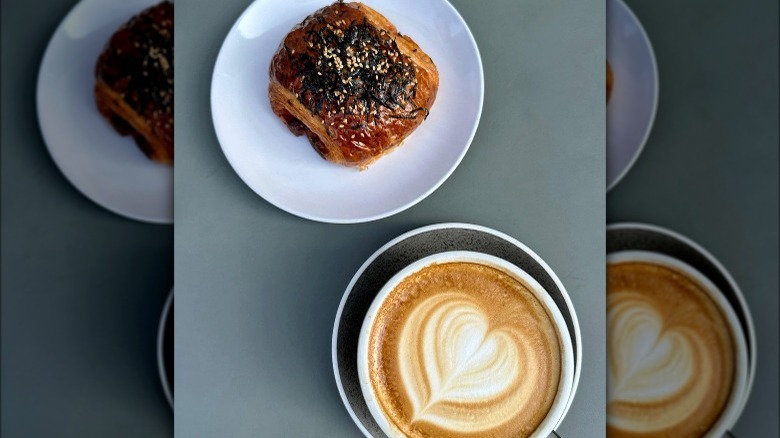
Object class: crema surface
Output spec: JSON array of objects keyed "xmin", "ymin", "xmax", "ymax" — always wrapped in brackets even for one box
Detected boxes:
[
  {"xmin": 607, "ymin": 262, "xmax": 736, "ymax": 438},
  {"xmin": 367, "ymin": 262, "xmax": 562, "ymax": 437}
]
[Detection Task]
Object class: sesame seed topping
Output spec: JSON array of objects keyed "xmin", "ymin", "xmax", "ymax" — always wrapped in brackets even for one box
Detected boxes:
[{"xmin": 291, "ymin": 10, "xmax": 424, "ymax": 120}]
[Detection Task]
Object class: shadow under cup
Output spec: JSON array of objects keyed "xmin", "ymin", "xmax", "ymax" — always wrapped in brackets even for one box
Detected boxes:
[
  {"xmin": 607, "ymin": 223, "xmax": 755, "ymax": 436},
  {"xmin": 332, "ymin": 224, "xmax": 582, "ymax": 438}
]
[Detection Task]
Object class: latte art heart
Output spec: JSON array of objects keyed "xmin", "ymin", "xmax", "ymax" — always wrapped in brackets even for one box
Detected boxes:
[
  {"xmin": 608, "ymin": 298, "xmax": 706, "ymax": 428},
  {"xmin": 366, "ymin": 262, "xmax": 562, "ymax": 438},
  {"xmin": 400, "ymin": 294, "xmax": 531, "ymax": 429},
  {"xmin": 607, "ymin": 262, "xmax": 736, "ymax": 438}
]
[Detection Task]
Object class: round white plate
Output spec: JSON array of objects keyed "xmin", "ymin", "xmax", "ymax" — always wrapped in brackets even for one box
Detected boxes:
[
  {"xmin": 606, "ymin": 0, "xmax": 658, "ymax": 191},
  {"xmin": 212, "ymin": 0, "xmax": 483, "ymax": 223},
  {"xmin": 37, "ymin": 0, "xmax": 173, "ymax": 223}
]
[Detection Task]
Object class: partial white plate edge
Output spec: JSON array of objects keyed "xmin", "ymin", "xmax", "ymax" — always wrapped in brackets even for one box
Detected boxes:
[
  {"xmin": 157, "ymin": 288, "xmax": 174, "ymax": 409},
  {"xmin": 606, "ymin": 0, "xmax": 659, "ymax": 193}
]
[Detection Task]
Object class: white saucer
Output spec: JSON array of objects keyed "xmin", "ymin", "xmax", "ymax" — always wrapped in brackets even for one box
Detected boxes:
[
  {"xmin": 37, "ymin": 0, "xmax": 173, "ymax": 223},
  {"xmin": 211, "ymin": 0, "xmax": 483, "ymax": 223},
  {"xmin": 607, "ymin": 0, "xmax": 658, "ymax": 191},
  {"xmin": 157, "ymin": 289, "xmax": 174, "ymax": 409}
]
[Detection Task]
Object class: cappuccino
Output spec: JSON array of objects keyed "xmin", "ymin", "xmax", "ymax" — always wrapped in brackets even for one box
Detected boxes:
[
  {"xmin": 607, "ymin": 261, "xmax": 736, "ymax": 437},
  {"xmin": 365, "ymin": 261, "xmax": 562, "ymax": 438}
]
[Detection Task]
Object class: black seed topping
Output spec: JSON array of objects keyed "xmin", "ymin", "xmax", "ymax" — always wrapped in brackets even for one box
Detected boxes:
[{"xmin": 290, "ymin": 12, "xmax": 428, "ymax": 122}]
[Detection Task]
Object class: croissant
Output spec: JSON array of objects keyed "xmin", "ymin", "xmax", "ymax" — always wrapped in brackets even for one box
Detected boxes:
[
  {"xmin": 269, "ymin": 1, "xmax": 439, "ymax": 169},
  {"xmin": 94, "ymin": 1, "xmax": 174, "ymax": 164}
]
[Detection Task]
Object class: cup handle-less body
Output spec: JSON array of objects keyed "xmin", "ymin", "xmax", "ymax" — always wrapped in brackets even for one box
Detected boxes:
[{"xmin": 357, "ymin": 251, "xmax": 576, "ymax": 438}]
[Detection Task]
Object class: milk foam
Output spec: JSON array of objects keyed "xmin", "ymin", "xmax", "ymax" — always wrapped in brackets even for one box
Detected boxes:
[
  {"xmin": 367, "ymin": 262, "xmax": 562, "ymax": 438},
  {"xmin": 399, "ymin": 293, "xmax": 537, "ymax": 432},
  {"xmin": 608, "ymin": 296, "xmax": 711, "ymax": 431}
]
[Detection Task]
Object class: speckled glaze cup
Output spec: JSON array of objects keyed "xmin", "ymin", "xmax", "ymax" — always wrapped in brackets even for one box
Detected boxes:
[
  {"xmin": 358, "ymin": 251, "xmax": 575, "ymax": 438},
  {"xmin": 607, "ymin": 223, "xmax": 756, "ymax": 437},
  {"xmin": 333, "ymin": 224, "xmax": 581, "ymax": 438}
]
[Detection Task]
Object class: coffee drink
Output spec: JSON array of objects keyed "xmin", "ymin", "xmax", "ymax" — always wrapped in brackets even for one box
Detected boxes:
[
  {"xmin": 365, "ymin": 261, "xmax": 563, "ymax": 437},
  {"xmin": 607, "ymin": 261, "xmax": 736, "ymax": 438}
]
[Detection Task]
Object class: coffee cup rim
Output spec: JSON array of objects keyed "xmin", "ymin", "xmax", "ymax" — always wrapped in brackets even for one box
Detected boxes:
[
  {"xmin": 607, "ymin": 250, "xmax": 750, "ymax": 436},
  {"xmin": 357, "ymin": 250, "xmax": 575, "ymax": 438}
]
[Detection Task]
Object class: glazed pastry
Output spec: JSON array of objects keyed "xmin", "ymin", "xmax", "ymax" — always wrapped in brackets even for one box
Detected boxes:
[
  {"xmin": 95, "ymin": 1, "xmax": 174, "ymax": 164},
  {"xmin": 269, "ymin": 1, "xmax": 438, "ymax": 169}
]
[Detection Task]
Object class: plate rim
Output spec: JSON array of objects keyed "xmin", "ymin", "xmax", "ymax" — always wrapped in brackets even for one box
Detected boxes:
[
  {"xmin": 157, "ymin": 288, "xmax": 174, "ymax": 409},
  {"xmin": 210, "ymin": 0, "xmax": 485, "ymax": 224},
  {"xmin": 331, "ymin": 222, "xmax": 583, "ymax": 436},
  {"xmin": 35, "ymin": 0, "xmax": 174, "ymax": 224},
  {"xmin": 606, "ymin": 221, "xmax": 757, "ymax": 423},
  {"xmin": 606, "ymin": 0, "xmax": 659, "ymax": 193}
]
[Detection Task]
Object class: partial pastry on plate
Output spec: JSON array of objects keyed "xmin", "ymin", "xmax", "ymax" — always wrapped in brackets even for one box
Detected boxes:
[
  {"xmin": 269, "ymin": 1, "xmax": 439, "ymax": 169},
  {"xmin": 95, "ymin": 1, "xmax": 174, "ymax": 164}
]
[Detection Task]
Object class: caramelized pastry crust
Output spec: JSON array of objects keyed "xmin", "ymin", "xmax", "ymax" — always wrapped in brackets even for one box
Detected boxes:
[
  {"xmin": 269, "ymin": 2, "xmax": 438, "ymax": 168},
  {"xmin": 95, "ymin": 1, "xmax": 174, "ymax": 164}
]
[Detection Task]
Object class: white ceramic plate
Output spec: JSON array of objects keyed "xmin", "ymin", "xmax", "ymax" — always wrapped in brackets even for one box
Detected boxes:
[
  {"xmin": 37, "ymin": 0, "xmax": 173, "ymax": 223},
  {"xmin": 606, "ymin": 0, "xmax": 658, "ymax": 191},
  {"xmin": 212, "ymin": 0, "xmax": 483, "ymax": 223}
]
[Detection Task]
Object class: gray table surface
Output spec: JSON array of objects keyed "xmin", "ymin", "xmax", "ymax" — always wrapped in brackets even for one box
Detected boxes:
[
  {"xmin": 1, "ymin": 0, "xmax": 174, "ymax": 437},
  {"xmin": 609, "ymin": 0, "xmax": 779, "ymax": 435},
  {"xmin": 4, "ymin": 0, "xmax": 775, "ymax": 436},
  {"xmin": 175, "ymin": 0, "xmax": 605, "ymax": 436}
]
